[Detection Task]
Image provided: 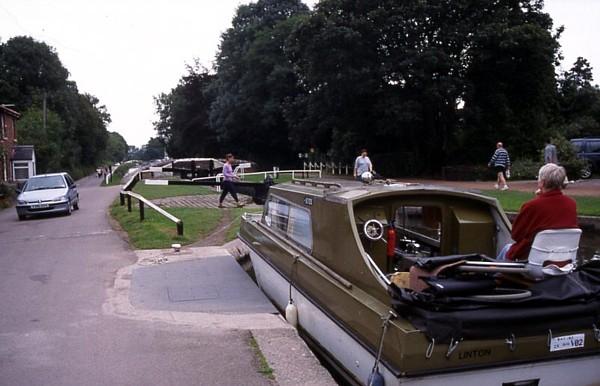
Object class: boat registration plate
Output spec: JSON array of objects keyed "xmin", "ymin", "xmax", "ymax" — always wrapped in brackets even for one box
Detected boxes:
[{"xmin": 550, "ymin": 333, "xmax": 585, "ymax": 352}]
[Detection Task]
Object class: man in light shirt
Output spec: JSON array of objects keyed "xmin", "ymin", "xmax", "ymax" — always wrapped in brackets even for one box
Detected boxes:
[
  {"xmin": 218, "ymin": 153, "xmax": 243, "ymax": 208},
  {"xmin": 354, "ymin": 148, "xmax": 373, "ymax": 180}
]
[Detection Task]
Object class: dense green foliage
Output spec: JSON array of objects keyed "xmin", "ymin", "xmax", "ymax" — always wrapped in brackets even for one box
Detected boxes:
[
  {"xmin": 105, "ymin": 132, "xmax": 128, "ymax": 163},
  {"xmin": 154, "ymin": 64, "xmax": 219, "ymax": 158},
  {"xmin": 0, "ymin": 36, "xmax": 117, "ymax": 178},
  {"xmin": 154, "ymin": 0, "xmax": 600, "ymax": 175},
  {"xmin": 127, "ymin": 137, "xmax": 165, "ymax": 161}
]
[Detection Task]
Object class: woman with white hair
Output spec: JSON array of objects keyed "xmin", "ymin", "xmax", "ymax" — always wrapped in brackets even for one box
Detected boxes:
[{"xmin": 497, "ymin": 163, "xmax": 578, "ymax": 261}]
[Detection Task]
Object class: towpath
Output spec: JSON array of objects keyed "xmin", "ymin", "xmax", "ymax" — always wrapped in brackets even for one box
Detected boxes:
[{"xmin": 0, "ymin": 175, "xmax": 334, "ymax": 386}]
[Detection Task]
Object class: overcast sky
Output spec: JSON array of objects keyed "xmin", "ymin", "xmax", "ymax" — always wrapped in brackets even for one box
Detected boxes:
[{"xmin": 1, "ymin": 0, "xmax": 598, "ymax": 147}]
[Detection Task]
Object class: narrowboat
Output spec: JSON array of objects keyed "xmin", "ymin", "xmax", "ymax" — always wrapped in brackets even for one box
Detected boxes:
[{"xmin": 239, "ymin": 179, "xmax": 600, "ymax": 386}]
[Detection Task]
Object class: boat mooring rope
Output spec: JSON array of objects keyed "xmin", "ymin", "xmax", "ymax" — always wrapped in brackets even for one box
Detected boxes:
[
  {"xmin": 369, "ymin": 311, "xmax": 397, "ymax": 386},
  {"xmin": 288, "ymin": 255, "xmax": 300, "ymax": 302}
]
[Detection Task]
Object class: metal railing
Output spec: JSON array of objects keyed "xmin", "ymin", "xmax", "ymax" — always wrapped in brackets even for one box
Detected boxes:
[
  {"xmin": 122, "ymin": 171, "xmax": 141, "ymax": 191},
  {"xmin": 303, "ymin": 162, "xmax": 351, "ymax": 176},
  {"xmin": 119, "ymin": 189, "xmax": 183, "ymax": 236},
  {"xmin": 190, "ymin": 169, "xmax": 322, "ymax": 191}
]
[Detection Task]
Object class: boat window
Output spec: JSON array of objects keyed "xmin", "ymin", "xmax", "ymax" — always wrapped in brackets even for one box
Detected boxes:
[
  {"xmin": 395, "ymin": 206, "xmax": 442, "ymax": 243},
  {"xmin": 265, "ymin": 198, "xmax": 289, "ymax": 231},
  {"xmin": 264, "ymin": 196, "xmax": 313, "ymax": 251},
  {"xmin": 287, "ymin": 206, "xmax": 312, "ymax": 250}
]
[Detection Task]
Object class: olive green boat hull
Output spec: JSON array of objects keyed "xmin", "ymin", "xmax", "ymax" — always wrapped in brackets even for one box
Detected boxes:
[{"xmin": 239, "ymin": 180, "xmax": 600, "ymax": 385}]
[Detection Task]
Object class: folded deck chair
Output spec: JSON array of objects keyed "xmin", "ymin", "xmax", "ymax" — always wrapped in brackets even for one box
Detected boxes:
[{"xmin": 527, "ymin": 228, "xmax": 582, "ymax": 276}]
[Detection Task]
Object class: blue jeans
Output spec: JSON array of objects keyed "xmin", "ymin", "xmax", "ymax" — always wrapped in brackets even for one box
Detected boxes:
[{"xmin": 496, "ymin": 243, "xmax": 513, "ymax": 261}]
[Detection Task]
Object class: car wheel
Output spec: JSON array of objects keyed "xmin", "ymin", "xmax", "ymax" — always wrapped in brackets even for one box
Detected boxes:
[
  {"xmin": 580, "ymin": 164, "xmax": 592, "ymax": 179},
  {"xmin": 18, "ymin": 214, "xmax": 25, "ymax": 221},
  {"xmin": 74, "ymin": 198, "xmax": 79, "ymax": 210},
  {"xmin": 66, "ymin": 200, "xmax": 73, "ymax": 216}
]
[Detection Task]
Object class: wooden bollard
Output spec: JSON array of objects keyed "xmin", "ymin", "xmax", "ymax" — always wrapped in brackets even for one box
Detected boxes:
[{"xmin": 139, "ymin": 200, "xmax": 145, "ymax": 221}]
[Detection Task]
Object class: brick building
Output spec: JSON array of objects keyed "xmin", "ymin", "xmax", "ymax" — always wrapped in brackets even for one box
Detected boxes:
[{"xmin": 0, "ymin": 105, "xmax": 20, "ymax": 183}]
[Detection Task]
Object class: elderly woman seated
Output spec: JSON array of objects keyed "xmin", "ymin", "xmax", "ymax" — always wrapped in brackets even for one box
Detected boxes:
[{"xmin": 497, "ymin": 163, "xmax": 578, "ymax": 261}]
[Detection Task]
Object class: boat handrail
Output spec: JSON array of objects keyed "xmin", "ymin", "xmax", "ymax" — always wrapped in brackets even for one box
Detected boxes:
[
  {"xmin": 242, "ymin": 212, "xmax": 262, "ymax": 222},
  {"xmin": 292, "ymin": 178, "xmax": 342, "ymax": 189},
  {"xmin": 365, "ymin": 252, "xmax": 392, "ymax": 286}
]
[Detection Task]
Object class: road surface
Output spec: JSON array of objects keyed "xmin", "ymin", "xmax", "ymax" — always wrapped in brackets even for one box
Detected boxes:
[{"xmin": 0, "ymin": 176, "xmax": 270, "ymax": 386}]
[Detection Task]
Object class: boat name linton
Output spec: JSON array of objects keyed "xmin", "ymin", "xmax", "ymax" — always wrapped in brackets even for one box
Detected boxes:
[{"xmin": 458, "ymin": 348, "xmax": 492, "ymax": 360}]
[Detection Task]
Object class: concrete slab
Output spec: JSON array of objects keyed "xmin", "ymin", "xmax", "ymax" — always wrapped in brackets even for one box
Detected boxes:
[
  {"xmin": 130, "ymin": 255, "xmax": 278, "ymax": 314},
  {"xmin": 252, "ymin": 328, "xmax": 337, "ymax": 386}
]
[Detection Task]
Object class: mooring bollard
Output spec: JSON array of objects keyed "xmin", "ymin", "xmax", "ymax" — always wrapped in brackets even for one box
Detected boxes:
[
  {"xmin": 127, "ymin": 194, "xmax": 132, "ymax": 212},
  {"xmin": 139, "ymin": 200, "xmax": 145, "ymax": 221},
  {"xmin": 177, "ymin": 221, "xmax": 183, "ymax": 236}
]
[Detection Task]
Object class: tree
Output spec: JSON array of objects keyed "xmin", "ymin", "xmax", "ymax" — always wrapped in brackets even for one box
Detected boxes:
[
  {"xmin": 0, "ymin": 36, "xmax": 112, "ymax": 177},
  {"xmin": 154, "ymin": 64, "xmax": 219, "ymax": 158},
  {"xmin": 209, "ymin": 0, "xmax": 309, "ymax": 166},
  {"xmin": 0, "ymin": 36, "xmax": 69, "ymax": 109},
  {"xmin": 105, "ymin": 132, "xmax": 128, "ymax": 163},
  {"xmin": 17, "ymin": 107, "xmax": 65, "ymax": 172},
  {"xmin": 555, "ymin": 57, "xmax": 600, "ymax": 138},
  {"xmin": 141, "ymin": 137, "xmax": 165, "ymax": 161},
  {"xmin": 285, "ymin": 0, "xmax": 561, "ymax": 174}
]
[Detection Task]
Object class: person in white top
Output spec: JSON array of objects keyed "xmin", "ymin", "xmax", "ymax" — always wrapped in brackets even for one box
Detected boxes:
[{"xmin": 354, "ymin": 148, "xmax": 373, "ymax": 180}]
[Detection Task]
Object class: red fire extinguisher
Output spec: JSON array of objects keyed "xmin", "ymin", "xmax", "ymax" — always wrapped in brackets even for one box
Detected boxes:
[{"xmin": 387, "ymin": 225, "xmax": 396, "ymax": 258}]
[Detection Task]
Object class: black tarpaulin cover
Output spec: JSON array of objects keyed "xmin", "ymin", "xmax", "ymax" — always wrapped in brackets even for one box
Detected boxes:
[{"xmin": 390, "ymin": 260, "xmax": 600, "ymax": 343}]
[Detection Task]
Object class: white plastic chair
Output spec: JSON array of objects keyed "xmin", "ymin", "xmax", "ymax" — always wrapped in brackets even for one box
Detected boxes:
[{"xmin": 527, "ymin": 228, "xmax": 582, "ymax": 276}]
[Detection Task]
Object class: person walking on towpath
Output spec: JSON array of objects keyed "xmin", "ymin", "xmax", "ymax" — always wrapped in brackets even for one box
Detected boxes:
[
  {"xmin": 218, "ymin": 153, "xmax": 243, "ymax": 208},
  {"xmin": 354, "ymin": 148, "xmax": 373, "ymax": 181},
  {"xmin": 544, "ymin": 138, "xmax": 558, "ymax": 165},
  {"xmin": 488, "ymin": 142, "xmax": 511, "ymax": 190}
]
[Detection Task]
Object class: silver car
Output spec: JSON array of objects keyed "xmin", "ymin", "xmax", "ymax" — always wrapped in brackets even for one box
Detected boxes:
[{"xmin": 16, "ymin": 173, "xmax": 80, "ymax": 220}]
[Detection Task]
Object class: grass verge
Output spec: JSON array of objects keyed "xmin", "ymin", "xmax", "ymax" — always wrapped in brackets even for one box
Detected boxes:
[
  {"xmin": 110, "ymin": 199, "xmax": 223, "ymax": 249},
  {"xmin": 133, "ymin": 183, "xmax": 213, "ymax": 200},
  {"xmin": 103, "ymin": 161, "xmax": 139, "ymax": 186},
  {"xmin": 481, "ymin": 190, "xmax": 600, "ymax": 216},
  {"xmin": 248, "ymin": 335, "xmax": 275, "ymax": 380}
]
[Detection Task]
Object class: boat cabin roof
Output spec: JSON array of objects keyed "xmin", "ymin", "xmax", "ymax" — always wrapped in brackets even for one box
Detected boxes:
[{"xmin": 270, "ymin": 179, "xmax": 499, "ymax": 207}]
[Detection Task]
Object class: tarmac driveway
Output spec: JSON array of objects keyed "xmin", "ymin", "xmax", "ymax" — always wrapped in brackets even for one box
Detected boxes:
[{"xmin": 0, "ymin": 176, "xmax": 270, "ymax": 386}]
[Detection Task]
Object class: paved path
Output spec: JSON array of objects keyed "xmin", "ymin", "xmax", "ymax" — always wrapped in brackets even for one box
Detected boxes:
[
  {"xmin": 0, "ymin": 176, "xmax": 275, "ymax": 386},
  {"xmin": 403, "ymin": 178, "xmax": 600, "ymax": 197},
  {"xmin": 152, "ymin": 194, "xmax": 262, "ymax": 209}
]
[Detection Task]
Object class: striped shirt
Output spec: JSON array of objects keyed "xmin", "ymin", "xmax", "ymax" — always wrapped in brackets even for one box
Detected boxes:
[{"xmin": 489, "ymin": 148, "xmax": 510, "ymax": 168}]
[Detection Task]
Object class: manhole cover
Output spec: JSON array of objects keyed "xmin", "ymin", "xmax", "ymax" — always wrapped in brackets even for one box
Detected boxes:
[{"xmin": 167, "ymin": 285, "xmax": 219, "ymax": 302}]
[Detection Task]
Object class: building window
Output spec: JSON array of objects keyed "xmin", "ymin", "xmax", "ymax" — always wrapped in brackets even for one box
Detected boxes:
[
  {"xmin": 13, "ymin": 161, "xmax": 29, "ymax": 180},
  {"xmin": 0, "ymin": 115, "xmax": 5, "ymax": 139}
]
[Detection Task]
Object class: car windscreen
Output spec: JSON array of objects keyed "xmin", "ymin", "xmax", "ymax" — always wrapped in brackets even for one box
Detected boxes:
[{"xmin": 24, "ymin": 176, "xmax": 66, "ymax": 191}]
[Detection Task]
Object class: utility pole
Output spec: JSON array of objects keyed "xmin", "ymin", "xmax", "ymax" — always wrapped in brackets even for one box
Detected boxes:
[{"xmin": 43, "ymin": 91, "xmax": 47, "ymax": 131}]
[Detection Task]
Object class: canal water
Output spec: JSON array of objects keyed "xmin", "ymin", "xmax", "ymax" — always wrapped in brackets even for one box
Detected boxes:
[{"xmin": 580, "ymin": 228, "xmax": 600, "ymax": 261}]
